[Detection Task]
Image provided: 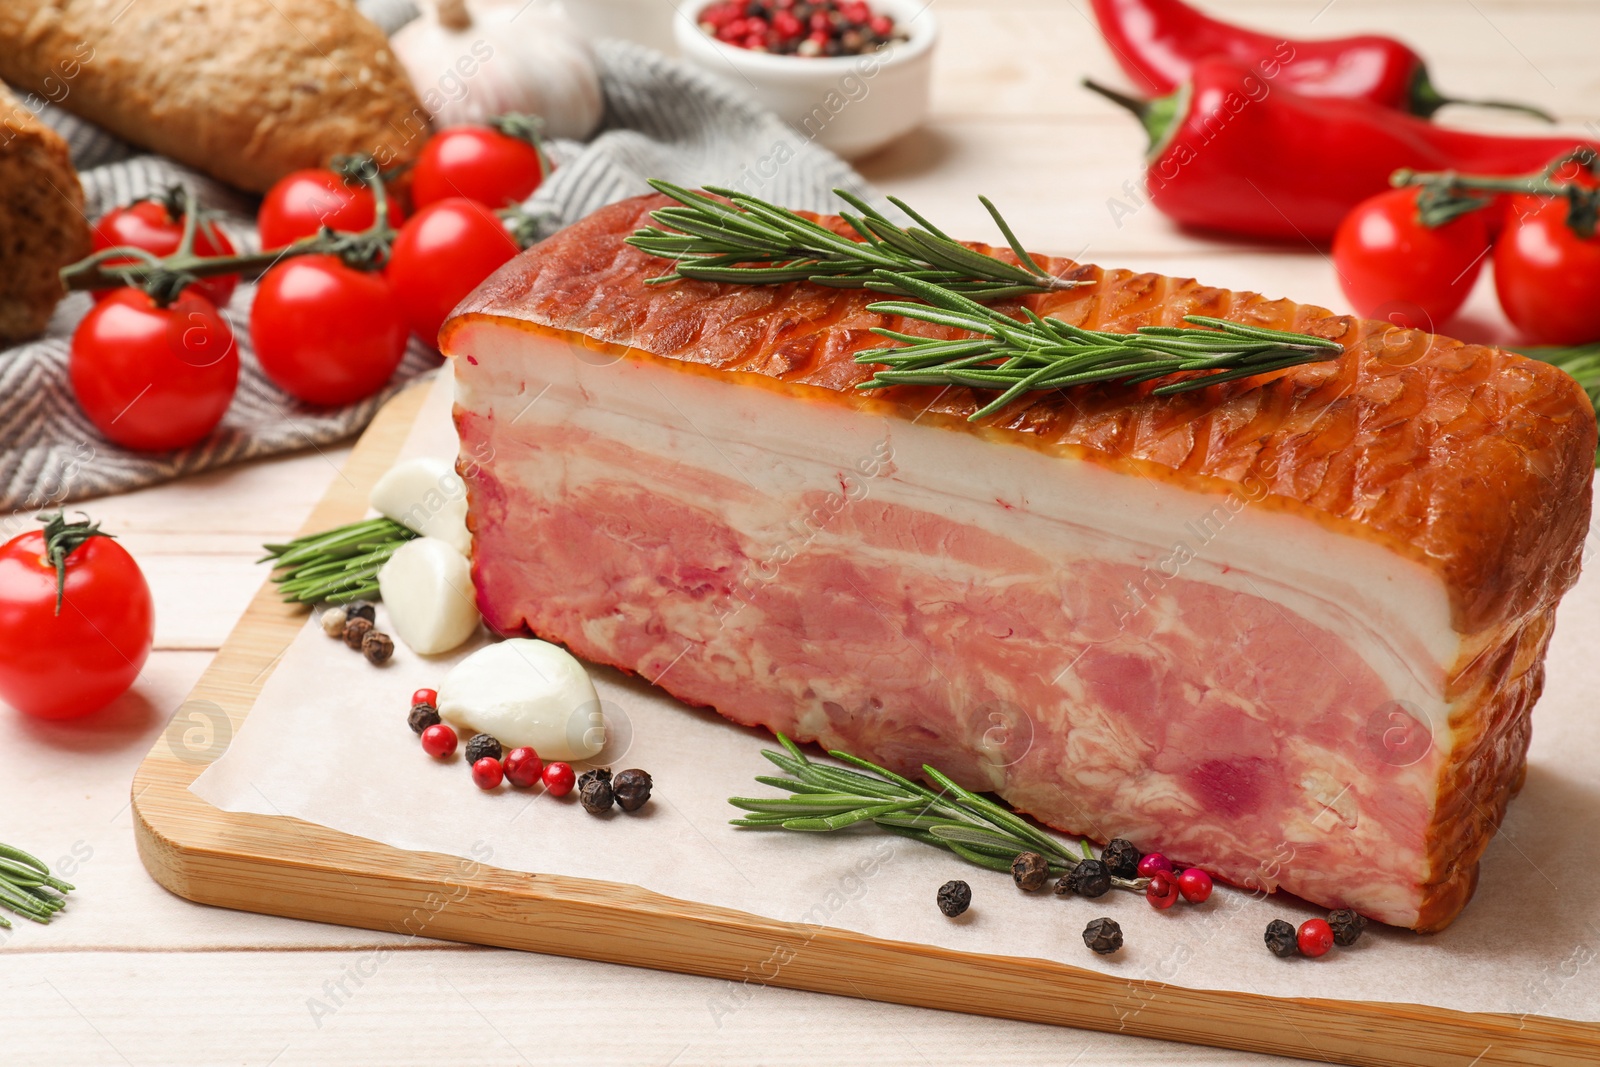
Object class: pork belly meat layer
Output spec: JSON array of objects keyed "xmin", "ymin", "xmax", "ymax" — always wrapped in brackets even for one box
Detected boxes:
[{"xmin": 441, "ymin": 194, "xmax": 1595, "ymax": 931}]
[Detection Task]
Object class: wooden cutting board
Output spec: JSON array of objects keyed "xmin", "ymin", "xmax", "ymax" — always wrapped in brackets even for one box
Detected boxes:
[{"xmin": 132, "ymin": 380, "xmax": 1600, "ymax": 1067}]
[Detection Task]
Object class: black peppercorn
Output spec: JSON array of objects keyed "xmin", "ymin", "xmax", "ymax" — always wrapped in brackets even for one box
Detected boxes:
[
  {"xmin": 612, "ymin": 768, "xmax": 653, "ymax": 812},
  {"xmin": 464, "ymin": 733, "xmax": 503, "ymax": 764},
  {"xmin": 361, "ymin": 630, "xmax": 394, "ymax": 665},
  {"xmin": 344, "ymin": 600, "xmax": 376, "ymax": 623},
  {"xmin": 577, "ymin": 767, "xmax": 612, "ymax": 792},
  {"xmin": 1069, "ymin": 858, "xmax": 1112, "ymax": 898},
  {"xmin": 1265, "ymin": 919, "xmax": 1298, "ymax": 958},
  {"xmin": 1328, "ymin": 908, "xmax": 1368, "ymax": 947},
  {"xmin": 1010, "ymin": 851, "xmax": 1049, "ymax": 892},
  {"xmin": 936, "ymin": 879, "xmax": 971, "ymax": 917},
  {"xmin": 1100, "ymin": 838, "xmax": 1142, "ymax": 879},
  {"xmin": 1082, "ymin": 917, "xmax": 1123, "ymax": 955},
  {"xmin": 342, "ymin": 616, "xmax": 373, "ymax": 649},
  {"xmin": 407, "ymin": 703, "xmax": 440, "ymax": 735},
  {"xmin": 580, "ymin": 777, "xmax": 615, "ymax": 814}
]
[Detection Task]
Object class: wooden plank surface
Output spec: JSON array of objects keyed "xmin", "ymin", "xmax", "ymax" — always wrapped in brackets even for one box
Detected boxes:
[
  {"xmin": 127, "ymin": 382, "xmax": 1600, "ymax": 1067},
  {"xmin": 6, "ymin": 1, "xmax": 1600, "ymax": 1063}
]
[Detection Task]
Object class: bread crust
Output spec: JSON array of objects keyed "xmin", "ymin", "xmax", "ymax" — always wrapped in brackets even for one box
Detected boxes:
[
  {"xmin": 0, "ymin": 0, "xmax": 428, "ymax": 193},
  {"xmin": 0, "ymin": 80, "xmax": 89, "ymax": 343}
]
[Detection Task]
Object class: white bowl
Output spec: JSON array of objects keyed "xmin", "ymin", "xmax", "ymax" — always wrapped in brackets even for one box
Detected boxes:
[{"xmin": 673, "ymin": 0, "xmax": 937, "ymax": 159}]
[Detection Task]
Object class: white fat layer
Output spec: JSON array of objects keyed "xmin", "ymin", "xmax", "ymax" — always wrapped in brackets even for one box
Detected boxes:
[{"xmin": 451, "ymin": 325, "xmax": 1463, "ymax": 759}]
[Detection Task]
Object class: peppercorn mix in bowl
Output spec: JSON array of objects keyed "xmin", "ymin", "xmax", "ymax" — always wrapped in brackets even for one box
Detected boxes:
[{"xmin": 674, "ymin": 0, "xmax": 937, "ymax": 158}]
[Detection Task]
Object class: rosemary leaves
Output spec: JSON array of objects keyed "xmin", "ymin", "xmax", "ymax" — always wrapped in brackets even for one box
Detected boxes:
[
  {"xmin": 0, "ymin": 842, "xmax": 75, "ymax": 927},
  {"xmin": 627, "ymin": 180, "xmax": 1079, "ymax": 301},
  {"xmin": 627, "ymin": 183, "xmax": 1346, "ymax": 415},
  {"xmin": 729, "ymin": 734, "xmax": 1148, "ymax": 894},
  {"xmin": 855, "ymin": 275, "xmax": 1345, "ymax": 420},
  {"xmin": 260, "ymin": 517, "xmax": 418, "ymax": 604}
]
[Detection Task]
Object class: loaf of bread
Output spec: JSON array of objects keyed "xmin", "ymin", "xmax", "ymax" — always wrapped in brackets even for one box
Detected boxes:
[
  {"xmin": 0, "ymin": 81, "xmax": 90, "ymax": 343},
  {"xmin": 0, "ymin": 0, "xmax": 428, "ymax": 193}
]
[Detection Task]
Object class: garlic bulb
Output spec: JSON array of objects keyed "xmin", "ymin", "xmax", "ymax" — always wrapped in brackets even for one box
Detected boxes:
[{"xmin": 391, "ymin": 0, "xmax": 604, "ymax": 140}]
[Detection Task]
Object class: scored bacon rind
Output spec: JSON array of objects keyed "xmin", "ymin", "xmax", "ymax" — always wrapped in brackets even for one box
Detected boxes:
[{"xmin": 445, "ymin": 194, "xmax": 1596, "ymax": 930}]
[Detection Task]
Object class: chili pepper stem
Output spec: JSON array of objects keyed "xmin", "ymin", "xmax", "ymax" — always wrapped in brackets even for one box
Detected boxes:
[
  {"xmin": 1081, "ymin": 79, "xmax": 1186, "ymax": 157},
  {"xmin": 1408, "ymin": 66, "xmax": 1556, "ymax": 124}
]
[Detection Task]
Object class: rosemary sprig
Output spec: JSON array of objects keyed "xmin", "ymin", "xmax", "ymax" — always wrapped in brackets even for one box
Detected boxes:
[
  {"xmin": 731, "ymin": 735, "xmax": 1148, "ymax": 893},
  {"xmin": 626, "ymin": 180, "xmax": 1081, "ymax": 301},
  {"xmin": 260, "ymin": 517, "xmax": 417, "ymax": 604},
  {"xmin": 854, "ymin": 273, "xmax": 1345, "ymax": 420},
  {"xmin": 0, "ymin": 842, "xmax": 75, "ymax": 927}
]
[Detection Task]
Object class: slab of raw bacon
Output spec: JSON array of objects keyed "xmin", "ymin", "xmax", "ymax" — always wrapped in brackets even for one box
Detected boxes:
[{"xmin": 441, "ymin": 194, "xmax": 1595, "ymax": 930}]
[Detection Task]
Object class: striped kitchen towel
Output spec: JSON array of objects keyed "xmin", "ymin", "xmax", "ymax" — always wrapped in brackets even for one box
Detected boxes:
[{"xmin": 0, "ymin": 32, "xmax": 874, "ymax": 513}]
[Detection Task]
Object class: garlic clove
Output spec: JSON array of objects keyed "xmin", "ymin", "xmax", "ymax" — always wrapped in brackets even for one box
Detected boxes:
[
  {"xmin": 436, "ymin": 639, "xmax": 604, "ymax": 760},
  {"xmin": 369, "ymin": 457, "xmax": 471, "ymax": 555},
  {"xmin": 376, "ymin": 536, "xmax": 482, "ymax": 655}
]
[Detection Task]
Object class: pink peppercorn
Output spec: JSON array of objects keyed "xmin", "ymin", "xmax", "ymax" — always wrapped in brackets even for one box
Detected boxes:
[
  {"xmin": 1136, "ymin": 853, "xmax": 1173, "ymax": 878},
  {"xmin": 1145, "ymin": 870, "xmax": 1180, "ymax": 910},
  {"xmin": 1176, "ymin": 868, "xmax": 1214, "ymax": 903}
]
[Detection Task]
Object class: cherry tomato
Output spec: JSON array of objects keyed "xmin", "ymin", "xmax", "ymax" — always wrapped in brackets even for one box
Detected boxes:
[
  {"xmin": 1332, "ymin": 187, "xmax": 1491, "ymax": 332},
  {"xmin": 257, "ymin": 169, "xmax": 405, "ymax": 249},
  {"xmin": 1493, "ymin": 195, "xmax": 1600, "ymax": 346},
  {"xmin": 90, "ymin": 199, "xmax": 238, "ymax": 308},
  {"xmin": 387, "ymin": 198, "xmax": 520, "ymax": 345},
  {"xmin": 69, "ymin": 288, "xmax": 239, "ymax": 452},
  {"xmin": 250, "ymin": 255, "xmax": 408, "ymax": 406},
  {"xmin": 0, "ymin": 516, "xmax": 153, "ymax": 720},
  {"xmin": 411, "ymin": 126, "xmax": 547, "ymax": 210}
]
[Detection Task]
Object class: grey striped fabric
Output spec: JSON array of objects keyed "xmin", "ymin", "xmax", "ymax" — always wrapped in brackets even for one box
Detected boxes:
[{"xmin": 1, "ymin": 34, "xmax": 873, "ymax": 512}]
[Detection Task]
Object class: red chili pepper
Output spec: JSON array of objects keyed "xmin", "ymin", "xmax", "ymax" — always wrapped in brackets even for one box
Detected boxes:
[
  {"xmin": 1089, "ymin": 0, "xmax": 1553, "ymax": 122},
  {"xmin": 1087, "ymin": 58, "xmax": 1600, "ymax": 242}
]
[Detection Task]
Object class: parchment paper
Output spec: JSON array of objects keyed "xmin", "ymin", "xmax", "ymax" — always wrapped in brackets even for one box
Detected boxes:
[{"xmin": 193, "ymin": 372, "xmax": 1600, "ymax": 1025}]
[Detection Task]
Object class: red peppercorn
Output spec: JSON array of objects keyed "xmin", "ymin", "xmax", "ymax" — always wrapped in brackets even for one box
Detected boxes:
[
  {"xmin": 1145, "ymin": 870, "xmax": 1179, "ymax": 910},
  {"xmin": 1136, "ymin": 852, "xmax": 1172, "ymax": 878},
  {"xmin": 471, "ymin": 756, "xmax": 504, "ymax": 790},
  {"xmin": 809, "ymin": 11, "xmax": 832, "ymax": 32},
  {"xmin": 410, "ymin": 687, "xmax": 437, "ymax": 708},
  {"xmin": 420, "ymin": 723, "xmax": 458, "ymax": 758},
  {"xmin": 868, "ymin": 13, "xmax": 893, "ymax": 36},
  {"xmin": 542, "ymin": 761, "xmax": 576, "ymax": 797},
  {"xmin": 1297, "ymin": 918, "xmax": 1335, "ymax": 958},
  {"xmin": 503, "ymin": 746, "xmax": 544, "ymax": 788},
  {"xmin": 773, "ymin": 11, "xmax": 802, "ymax": 37},
  {"xmin": 1176, "ymin": 868, "xmax": 1214, "ymax": 903}
]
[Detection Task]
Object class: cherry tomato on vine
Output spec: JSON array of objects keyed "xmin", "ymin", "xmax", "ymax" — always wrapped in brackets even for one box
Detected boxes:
[
  {"xmin": 1493, "ymin": 194, "xmax": 1600, "ymax": 346},
  {"xmin": 257, "ymin": 169, "xmax": 405, "ymax": 249},
  {"xmin": 90, "ymin": 200, "xmax": 238, "ymax": 308},
  {"xmin": 387, "ymin": 198, "xmax": 520, "ymax": 344},
  {"xmin": 1332, "ymin": 187, "xmax": 1491, "ymax": 332},
  {"xmin": 250, "ymin": 255, "xmax": 408, "ymax": 406},
  {"xmin": 0, "ymin": 513, "xmax": 153, "ymax": 720},
  {"xmin": 411, "ymin": 126, "xmax": 547, "ymax": 210},
  {"xmin": 69, "ymin": 288, "xmax": 239, "ymax": 452}
]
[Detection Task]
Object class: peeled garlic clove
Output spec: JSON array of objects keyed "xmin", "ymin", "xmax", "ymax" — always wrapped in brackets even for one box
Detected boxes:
[
  {"xmin": 369, "ymin": 457, "xmax": 471, "ymax": 555},
  {"xmin": 376, "ymin": 537, "xmax": 481, "ymax": 655},
  {"xmin": 436, "ymin": 639, "xmax": 604, "ymax": 760}
]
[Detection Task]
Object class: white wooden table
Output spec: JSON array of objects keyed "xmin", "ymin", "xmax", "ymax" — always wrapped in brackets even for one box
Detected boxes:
[{"xmin": 3, "ymin": 2, "xmax": 1595, "ymax": 1063}]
